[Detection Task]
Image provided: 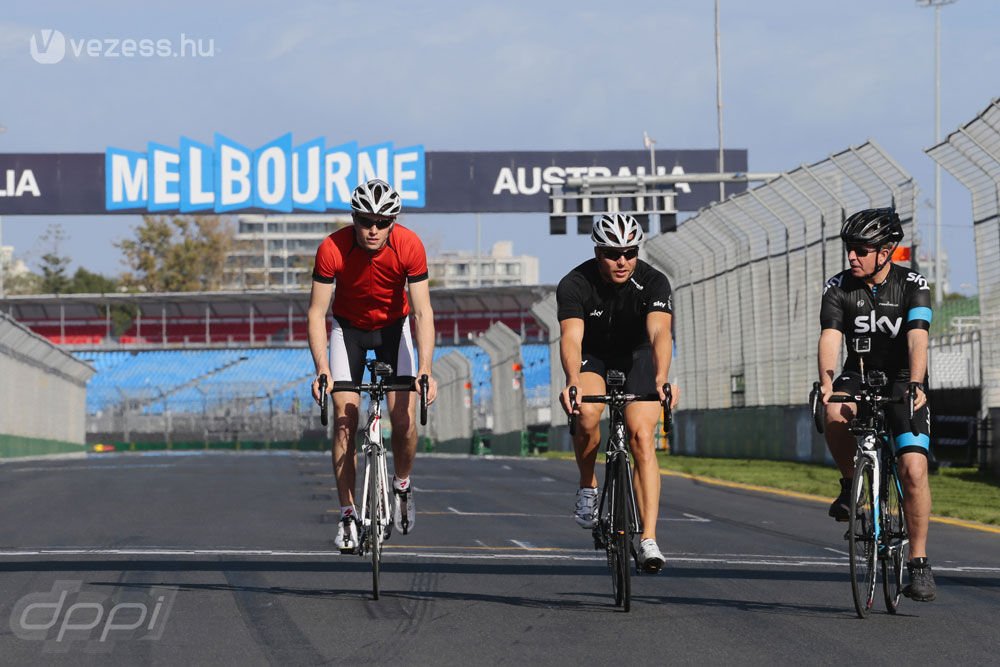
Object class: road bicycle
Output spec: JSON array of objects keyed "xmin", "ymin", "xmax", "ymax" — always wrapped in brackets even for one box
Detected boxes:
[
  {"xmin": 319, "ymin": 361, "xmax": 428, "ymax": 600},
  {"xmin": 570, "ymin": 371, "xmax": 671, "ymax": 612},
  {"xmin": 811, "ymin": 337, "xmax": 916, "ymax": 618}
]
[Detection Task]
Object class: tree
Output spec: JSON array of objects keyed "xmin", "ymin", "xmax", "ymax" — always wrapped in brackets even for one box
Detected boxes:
[
  {"xmin": 69, "ymin": 267, "xmax": 118, "ymax": 294},
  {"xmin": 38, "ymin": 224, "xmax": 72, "ymax": 294},
  {"xmin": 117, "ymin": 215, "xmax": 234, "ymax": 292}
]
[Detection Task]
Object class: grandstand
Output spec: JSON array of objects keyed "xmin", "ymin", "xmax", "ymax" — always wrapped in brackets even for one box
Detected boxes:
[
  {"xmin": 0, "ymin": 286, "xmax": 556, "ymax": 447},
  {"xmin": 0, "ymin": 286, "xmax": 552, "ymax": 347}
]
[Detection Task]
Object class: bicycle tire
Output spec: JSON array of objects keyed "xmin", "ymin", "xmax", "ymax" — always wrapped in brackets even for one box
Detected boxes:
[
  {"xmin": 369, "ymin": 453, "xmax": 382, "ymax": 600},
  {"xmin": 602, "ymin": 459, "xmax": 624, "ymax": 608},
  {"xmin": 882, "ymin": 466, "xmax": 907, "ymax": 614},
  {"xmin": 614, "ymin": 456, "xmax": 632, "ymax": 612},
  {"xmin": 849, "ymin": 457, "xmax": 877, "ymax": 618}
]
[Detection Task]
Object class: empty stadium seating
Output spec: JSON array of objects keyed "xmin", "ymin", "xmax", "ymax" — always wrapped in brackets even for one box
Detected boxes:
[{"xmin": 76, "ymin": 343, "xmax": 552, "ymax": 419}]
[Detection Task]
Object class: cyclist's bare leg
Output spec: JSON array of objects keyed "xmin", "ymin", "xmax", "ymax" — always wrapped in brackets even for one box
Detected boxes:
[
  {"xmin": 572, "ymin": 372, "xmax": 606, "ymax": 488},
  {"xmin": 898, "ymin": 451, "xmax": 931, "ymax": 559},
  {"xmin": 824, "ymin": 398, "xmax": 856, "ymax": 478},
  {"xmin": 387, "ymin": 389, "xmax": 417, "ymax": 479},
  {"xmin": 332, "ymin": 392, "xmax": 361, "ymax": 508},
  {"xmin": 626, "ymin": 401, "xmax": 662, "ymax": 541}
]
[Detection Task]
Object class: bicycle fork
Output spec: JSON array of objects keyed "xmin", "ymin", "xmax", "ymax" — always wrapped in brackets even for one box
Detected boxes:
[
  {"xmin": 358, "ymin": 412, "xmax": 392, "ymax": 554},
  {"xmin": 855, "ymin": 435, "xmax": 882, "ymax": 551}
]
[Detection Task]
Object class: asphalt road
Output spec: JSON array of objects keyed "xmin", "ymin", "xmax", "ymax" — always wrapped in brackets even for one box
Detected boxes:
[{"xmin": 0, "ymin": 451, "xmax": 997, "ymax": 665}]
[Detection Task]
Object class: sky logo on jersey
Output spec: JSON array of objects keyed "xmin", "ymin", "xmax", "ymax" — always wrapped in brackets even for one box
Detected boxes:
[
  {"xmin": 105, "ymin": 134, "xmax": 425, "ymax": 213},
  {"xmin": 854, "ymin": 312, "xmax": 903, "ymax": 338}
]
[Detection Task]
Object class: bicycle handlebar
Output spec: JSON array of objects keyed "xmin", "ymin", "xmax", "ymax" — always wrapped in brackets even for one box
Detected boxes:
[
  {"xmin": 809, "ymin": 380, "xmax": 918, "ymax": 436},
  {"xmin": 569, "ymin": 384, "xmax": 673, "ymax": 436}
]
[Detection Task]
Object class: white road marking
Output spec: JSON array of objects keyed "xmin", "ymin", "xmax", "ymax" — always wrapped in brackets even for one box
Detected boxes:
[
  {"xmin": 4, "ymin": 463, "xmax": 178, "ymax": 473},
  {"xmin": 0, "ymin": 547, "xmax": 995, "ymax": 572},
  {"xmin": 438, "ymin": 507, "xmax": 710, "ymax": 521},
  {"xmin": 824, "ymin": 547, "xmax": 850, "ymax": 557},
  {"xmin": 413, "ymin": 489, "xmax": 470, "ymax": 493},
  {"xmin": 445, "ymin": 507, "xmax": 539, "ymax": 517},
  {"xmin": 510, "ymin": 540, "xmax": 535, "ymax": 549}
]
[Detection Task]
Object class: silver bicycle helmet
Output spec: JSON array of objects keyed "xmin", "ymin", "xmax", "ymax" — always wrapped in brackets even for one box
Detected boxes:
[
  {"xmin": 591, "ymin": 213, "xmax": 644, "ymax": 247},
  {"xmin": 350, "ymin": 178, "xmax": 402, "ymax": 217}
]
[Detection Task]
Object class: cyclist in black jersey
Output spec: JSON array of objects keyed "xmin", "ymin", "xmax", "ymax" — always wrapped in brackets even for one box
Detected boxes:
[
  {"xmin": 818, "ymin": 207, "xmax": 936, "ymax": 601},
  {"xmin": 556, "ymin": 213, "xmax": 679, "ymax": 573}
]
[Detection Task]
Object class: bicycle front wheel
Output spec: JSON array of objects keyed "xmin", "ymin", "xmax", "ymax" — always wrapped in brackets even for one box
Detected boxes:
[
  {"xmin": 369, "ymin": 454, "xmax": 383, "ymax": 600},
  {"xmin": 612, "ymin": 457, "xmax": 631, "ymax": 612},
  {"xmin": 849, "ymin": 457, "xmax": 877, "ymax": 618},
  {"xmin": 881, "ymin": 466, "xmax": 907, "ymax": 614}
]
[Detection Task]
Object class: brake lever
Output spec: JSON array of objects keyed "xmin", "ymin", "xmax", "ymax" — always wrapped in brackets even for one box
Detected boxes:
[
  {"xmin": 568, "ymin": 386, "xmax": 578, "ymax": 437},
  {"xmin": 318, "ymin": 374, "xmax": 328, "ymax": 426}
]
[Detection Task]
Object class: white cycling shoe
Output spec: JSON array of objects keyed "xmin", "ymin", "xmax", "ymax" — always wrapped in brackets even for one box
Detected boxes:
[
  {"xmin": 637, "ymin": 538, "xmax": 666, "ymax": 573},
  {"xmin": 335, "ymin": 511, "xmax": 358, "ymax": 554},
  {"xmin": 393, "ymin": 477, "xmax": 415, "ymax": 535},
  {"xmin": 574, "ymin": 487, "xmax": 598, "ymax": 529}
]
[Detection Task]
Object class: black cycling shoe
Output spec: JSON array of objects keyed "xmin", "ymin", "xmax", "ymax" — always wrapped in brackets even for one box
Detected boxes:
[
  {"xmin": 903, "ymin": 558, "xmax": 937, "ymax": 602},
  {"xmin": 828, "ymin": 478, "xmax": 852, "ymax": 522}
]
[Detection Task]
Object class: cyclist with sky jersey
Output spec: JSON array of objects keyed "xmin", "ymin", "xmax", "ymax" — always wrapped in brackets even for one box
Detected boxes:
[
  {"xmin": 818, "ymin": 207, "xmax": 936, "ymax": 601},
  {"xmin": 556, "ymin": 213, "xmax": 679, "ymax": 573},
  {"xmin": 308, "ymin": 178, "xmax": 437, "ymax": 553}
]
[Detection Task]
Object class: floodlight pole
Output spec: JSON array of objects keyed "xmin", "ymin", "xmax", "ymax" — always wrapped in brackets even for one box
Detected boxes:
[
  {"xmin": 0, "ymin": 214, "xmax": 5, "ymax": 299},
  {"xmin": 715, "ymin": 0, "xmax": 725, "ymax": 202},
  {"xmin": 918, "ymin": 0, "xmax": 956, "ymax": 309},
  {"xmin": 0, "ymin": 123, "xmax": 5, "ymax": 298}
]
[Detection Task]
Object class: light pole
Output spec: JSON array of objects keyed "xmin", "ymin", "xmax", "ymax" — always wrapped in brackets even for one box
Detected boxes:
[
  {"xmin": 917, "ymin": 0, "xmax": 956, "ymax": 309},
  {"xmin": 715, "ymin": 0, "xmax": 725, "ymax": 202},
  {"xmin": 0, "ymin": 123, "xmax": 6, "ymax": 299},
  {"xmin": 643, "ymin": 131, "xmax": 657, "ymax": 175}
]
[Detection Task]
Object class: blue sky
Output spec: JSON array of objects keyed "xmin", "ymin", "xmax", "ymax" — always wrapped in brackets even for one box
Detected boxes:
[{"xmin": 1, "ymin": 1, "xmax": 998, "ymax": 292}]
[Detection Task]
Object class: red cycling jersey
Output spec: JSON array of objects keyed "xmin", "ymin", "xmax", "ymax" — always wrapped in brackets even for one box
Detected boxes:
[{"xmin": 312, "ymin": 224, "xmax": 429, "ymax": 331}]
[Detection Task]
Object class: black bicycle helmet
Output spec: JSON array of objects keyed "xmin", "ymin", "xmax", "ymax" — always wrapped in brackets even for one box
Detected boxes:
[{"xmin": 840, "ymin": 207, "xmax": 903, "ymax": 247}]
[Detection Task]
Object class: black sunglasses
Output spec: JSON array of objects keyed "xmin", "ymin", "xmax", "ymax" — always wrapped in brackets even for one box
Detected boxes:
[
  {"xmin": 600, "ymin": 247, "xmax": 639, "ymax": 261},
  {"xmin": 845, "ymin": 244, "xmax": 878, "ymax": 258},
  {"xmin": 354, "ymin": 215, "xmax": 395, "ymax": 230}
]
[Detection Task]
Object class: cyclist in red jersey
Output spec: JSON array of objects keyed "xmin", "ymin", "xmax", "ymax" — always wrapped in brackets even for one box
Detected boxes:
[{"xmin": 308, "ymin": 178, "xmax": 438, "ymax": 553}]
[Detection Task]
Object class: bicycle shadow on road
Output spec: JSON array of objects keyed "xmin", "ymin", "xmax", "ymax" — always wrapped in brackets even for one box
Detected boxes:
[{"xmin": 87, "ymin": 577, "xmax": 615, "ymax": 612}]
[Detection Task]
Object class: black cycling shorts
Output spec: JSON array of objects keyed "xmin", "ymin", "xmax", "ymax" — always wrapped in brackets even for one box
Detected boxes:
[
  {"xmin": 579, "ymin": 346, "xmax": 656, "ymax": 395},
  {"xmin": 329, "ymin": 316, "xmax": 416, "ymax": 390},
  {"xmin": 832, "ymin": 371, "xmax": 931, "ymax": 457}
]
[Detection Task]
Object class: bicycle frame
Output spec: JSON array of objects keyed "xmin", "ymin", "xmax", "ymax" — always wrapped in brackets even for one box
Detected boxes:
[
  {"xmin": 595, "ymin": 396, "xmax": 642, "ymax": 546},
  {"xmin": 570, "ymin": 376, "xmax": 670, "ymax": 612},
  {"xmin": 358, "ymin": 388, "xmax": 393, "ymax": 556},
  {"xmin": 813, "ymin": 365, "xmax": 912, "ymax": 617},
  {"xmin": 324, "ymin": 361, "xmax": 428, "ymax": 600}
]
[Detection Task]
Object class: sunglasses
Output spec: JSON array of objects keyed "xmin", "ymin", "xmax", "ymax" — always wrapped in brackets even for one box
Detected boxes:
[
  {"xmin": 845, "ymin": 244, "xmax": 878, "ymax": 258},
  {"xmin": 354, "ymin": 215, "xmax": 395, "ymax": 230},
  {"xmin": 600, "ymin": 247, "xmax": 639, "ymax": 261}
]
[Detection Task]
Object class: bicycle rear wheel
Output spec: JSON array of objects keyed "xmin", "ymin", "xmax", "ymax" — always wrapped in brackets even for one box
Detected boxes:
[
  {"xmin": 612, "ymin": 457, "xmax": 631, "ymax": 612},
  {"xmin": 368, "ymin": 454, "xmax": 383, "ymax": 600},
  {"xmin": 849, "ymin": 457, "xmax": 877, "ymax": 618},
  {"xmin": 881, "ymin": 466, "xmax": 907, "ymax": 614}
]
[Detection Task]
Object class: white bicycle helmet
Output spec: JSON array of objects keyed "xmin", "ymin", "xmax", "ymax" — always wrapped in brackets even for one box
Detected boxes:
[
  {"xmin": 591, "ymin": 213, "xmax": 644, "ymax": 247},
  {"xmin": 351, "ymin": 178, "xmax": 402, "ymax": 217}
]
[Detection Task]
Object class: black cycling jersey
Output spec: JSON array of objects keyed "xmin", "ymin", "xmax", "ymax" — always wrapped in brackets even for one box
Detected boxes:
[
  {"xmin": 556, "ymin": 258, "xmax": 673, "ymax": 357},
  {"xmin": 820, "ymin": 263, "xmax": 932, "ymax": 382}
]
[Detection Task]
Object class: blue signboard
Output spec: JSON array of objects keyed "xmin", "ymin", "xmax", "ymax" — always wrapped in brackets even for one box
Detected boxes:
[{"xmin": 0, "ymin": 140, "xmax": 745, "ymax": 215}]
